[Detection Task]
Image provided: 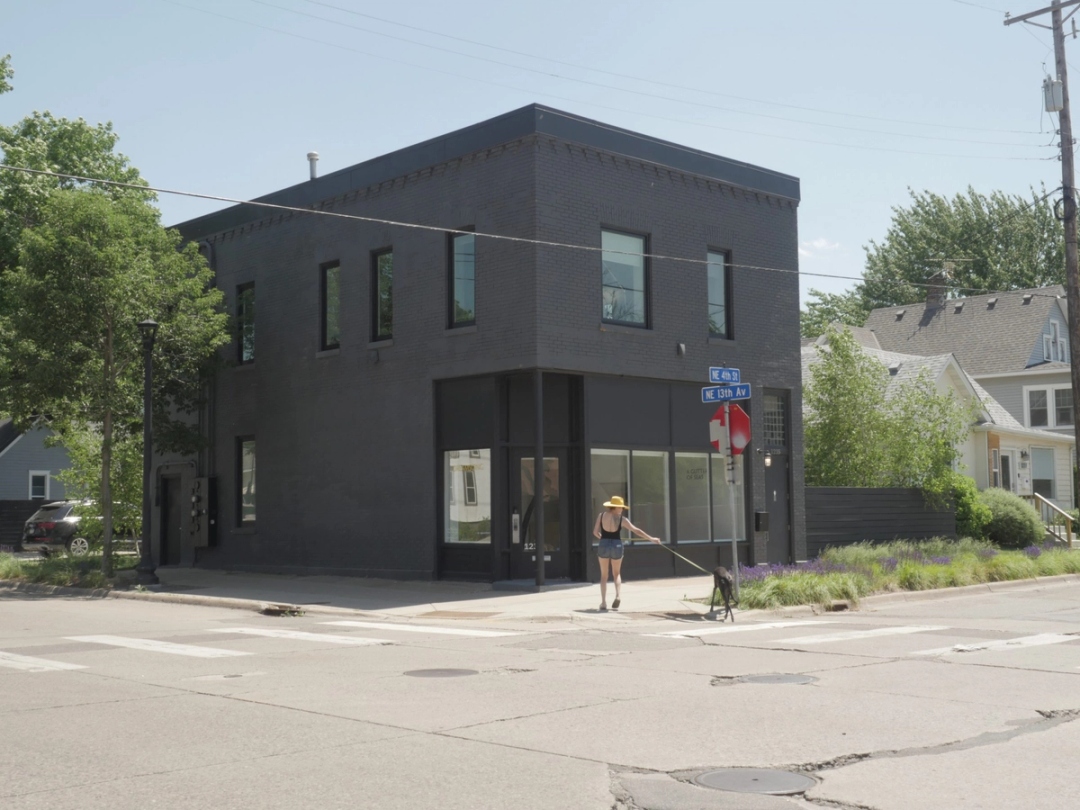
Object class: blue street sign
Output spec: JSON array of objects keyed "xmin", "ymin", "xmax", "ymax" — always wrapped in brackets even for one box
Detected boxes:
[
  {"xmin": 708, "ymin": 367, "xmax": 741, "ymax": 384},
  {"xmin": 701, "ymin": 383, "xmax": 751, "ymax": 403}
]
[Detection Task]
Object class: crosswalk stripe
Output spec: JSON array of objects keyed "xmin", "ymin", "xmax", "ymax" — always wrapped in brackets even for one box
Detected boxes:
[
  {"xmin": 774, "ymin": 626, "xmax": 947, "ymax": 645},
  {"xmin": 210, "ymin": 628, "xmax": 393, "ymax": 646},
  {"xmin": 912, "ymin": 633, "xmax": 1078, "ymax": 656},
  {"xmin": 322, "ymin": 620, "xmax": 522, "ymax": 638},
  {"xmin": 647, "ymin": 620, "xmax": 836, "ymax": 639},
  {"xmin": 67, "ymin": 635, "xmax": 249, "ymax": 658},
  {"xmin": 0, "ymin": 650, "xmax": 87, "ymax": 672}
]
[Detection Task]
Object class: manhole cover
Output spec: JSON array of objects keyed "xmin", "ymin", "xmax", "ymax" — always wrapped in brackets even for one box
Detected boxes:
[
  {"xmin": 695, "ymin": 768, "xmax": 816, "ymax": 795},
  {"xmin": 403, "ymin": 668, "xmax": 478, "ymax": 678},
  {"xmin": 739, "ymin": 673, "xmax": 818, "ymax": 685}
]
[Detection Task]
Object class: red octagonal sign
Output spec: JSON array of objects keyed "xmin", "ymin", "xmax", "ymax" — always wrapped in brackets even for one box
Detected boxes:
[{"xmin": 710, "ymin": 404, "xmax": 750, "ymax": 455}]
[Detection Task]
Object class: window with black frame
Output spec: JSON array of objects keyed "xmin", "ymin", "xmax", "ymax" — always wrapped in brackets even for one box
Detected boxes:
[
  {"xmin": 372, "ymin": 249, "xmax": 393, "ymax": 340},
  {"xmin": 449, "ymin": 232, "xmax": 475, "ymax": 327},
  {"xmin": 237, "ymin": 282, "xmax": 255, "ymax": 364},
  {"xmin": 601, "ymin": 230, "xmax": 647, "ymax": 326},
  {"xmin": 707, "ymin": 250, "xmax": 730, "ymax": 338},
  {"xmin": 237, "ymin": 437, "xmax": 256, "ymax": 524},
  {"xmin": 321, "ymin": 262, "xmax": 340, "ymax": 350}
]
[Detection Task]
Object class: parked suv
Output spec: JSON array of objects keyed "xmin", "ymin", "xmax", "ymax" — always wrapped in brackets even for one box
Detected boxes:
[{"xmin": 22, "ymin": 501, "xmax": 93, "ymax": 557}]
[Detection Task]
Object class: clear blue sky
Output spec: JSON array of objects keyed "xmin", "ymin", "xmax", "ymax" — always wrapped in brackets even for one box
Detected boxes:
[{"xmin": 0, "ymin": 0, "xmax": 1069, "ymax": 304}]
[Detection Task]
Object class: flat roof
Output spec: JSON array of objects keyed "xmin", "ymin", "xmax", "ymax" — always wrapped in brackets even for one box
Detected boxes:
[{"xmin": 175, "ymin": 104, "xmax": 800, "ymax": 239}]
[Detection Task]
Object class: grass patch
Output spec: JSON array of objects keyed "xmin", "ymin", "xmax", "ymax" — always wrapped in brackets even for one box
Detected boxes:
[
  {"xmin": 723, "ymin": 538, "xmax": 1079, "ymax": 610},
  {"xmin": 0, "ymin": 553, "xmax": 137, "ymax": 589}
]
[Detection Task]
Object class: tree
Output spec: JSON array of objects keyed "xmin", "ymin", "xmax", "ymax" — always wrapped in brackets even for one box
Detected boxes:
[
  {"xmin": 804, "ymin": 328, "xmax": 976, "ymax": 493},
  {"xmin": 0, "ymin": 54, "xmax": 12, "ymax": 96},
  {"xmin": 0, "ymin": 188, "xmax": 229, "ymax": 575},
  {"xmin": 800, "ymin": 288, "xmax": 870, "ymax": 340}
]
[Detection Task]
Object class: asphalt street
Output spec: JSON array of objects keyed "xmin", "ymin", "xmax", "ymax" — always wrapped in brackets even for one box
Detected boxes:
[{"xmin": 2, "ymin": 579, "xmax": 1080, "ymax": 809}]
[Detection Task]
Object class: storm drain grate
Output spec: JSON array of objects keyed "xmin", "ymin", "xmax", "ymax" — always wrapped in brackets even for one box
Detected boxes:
[
  {"xmin": 738, "ymin": 673, "xmax": 818, "ymax": 685},
  {"xmin": 695, "ymin": 768, "xmax": 816, "ymax": 795},
  {"xmin": 404, "ymin": 668, "xmax": 479, "ymax": 678}
]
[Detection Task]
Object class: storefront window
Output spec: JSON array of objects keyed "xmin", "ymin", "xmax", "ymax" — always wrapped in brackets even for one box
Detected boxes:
[
  {"xmin": 590, "ymin": 449, "xmax": 629, "ymax": 540},
  {"xmin": 675, "ymin": 453, "xmax": 711, "ymax": 543},
  {"xmin": 444, "ymin": 449, "xmax": 491, "ymax": 543},
  {"xmin": 710, "ymin": 455, "xmax": 745, "ymax": 541},
  {"xmin": 632, "ymin": 451, "xmax": 670, "ymax": 544}
]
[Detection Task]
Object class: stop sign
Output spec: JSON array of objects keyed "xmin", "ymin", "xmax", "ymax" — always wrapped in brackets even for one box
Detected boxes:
[{"xmin": 710, "ymin": 404, "xmax": 750, "ymax": 455}]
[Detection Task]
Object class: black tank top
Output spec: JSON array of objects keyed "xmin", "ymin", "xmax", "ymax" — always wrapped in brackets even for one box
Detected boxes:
[{"xmin": 599, "ymin": 513, "xmax": 623, "ymax": 540}]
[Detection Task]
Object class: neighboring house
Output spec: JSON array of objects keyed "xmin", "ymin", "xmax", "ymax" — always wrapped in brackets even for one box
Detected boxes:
[
  {"xmin": 804, "ymin": 333, "xmax": 1075, "ymax": 512},
  {"xmin": 0, "ymin": 418, "xmax": 70, "ymax": 550},
  {"xmin": 864, "ymin": 285, "xmax": 1076, "ymax": 504},
  {"xmin": 161, "ymin": 103, "xmax": 805, "ymax": 581}
]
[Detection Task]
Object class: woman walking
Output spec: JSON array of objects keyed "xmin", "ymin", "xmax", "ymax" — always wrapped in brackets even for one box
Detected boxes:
[{"xmin": 592, "ymin": 495, "xmax": 661, "ymax": 611}]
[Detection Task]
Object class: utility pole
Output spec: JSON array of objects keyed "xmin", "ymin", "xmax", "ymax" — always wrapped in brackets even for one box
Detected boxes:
[{"xmin": 1007, "ymin": 0, "xmax": 1080, "ymax": 456}]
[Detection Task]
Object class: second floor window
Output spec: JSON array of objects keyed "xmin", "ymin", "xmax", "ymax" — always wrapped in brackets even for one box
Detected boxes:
[
  {"xmin": 237, "ymin": 282, "xmax": 255, "ymax": 364},
  {"xmin": 321, "ymin": 261, "xmax": 341, "ymax": 350},
  {"xmin": 373, "ymin": 249, "xmax": 393, "ymax": 340},
  {"xmin": 602, "ymin": 230, "xmax": 647, "ymax": 326},
  {"xmin": 707, "ymin": 250, "xmax": 730, "ymax": 338},
  {"xmin": 450, "ymin": 232, "xmax": 475, "ymax": 327},
  {"xmin": 1027, "ymin": 385, "xmax": 1074, "ymax": 428}
]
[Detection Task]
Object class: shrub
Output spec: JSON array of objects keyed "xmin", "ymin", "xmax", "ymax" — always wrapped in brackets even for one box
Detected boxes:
[
  {"xmin": 977, "ymin": 488, "xmax": 1044, "ymax": 549},
  {"xmin": 947, "ymin": 472, "xmax": 992, "ymax": 539}
]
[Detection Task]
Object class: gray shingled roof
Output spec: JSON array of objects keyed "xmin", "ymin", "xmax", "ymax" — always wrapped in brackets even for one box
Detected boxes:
[{"xmin": 863, "ymin": 285, "xmax": 1065, "ymax": 376}]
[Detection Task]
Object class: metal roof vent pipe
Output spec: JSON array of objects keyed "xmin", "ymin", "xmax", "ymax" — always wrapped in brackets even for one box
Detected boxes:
[{"xmin": 307, "ymin": 151, "xmax": 319, "ymax": 180}]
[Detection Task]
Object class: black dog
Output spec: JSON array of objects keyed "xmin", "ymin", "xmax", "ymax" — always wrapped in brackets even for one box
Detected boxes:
[{"xmin": 709, "ymin": 566, "xmax": 737, "ymax": 622}]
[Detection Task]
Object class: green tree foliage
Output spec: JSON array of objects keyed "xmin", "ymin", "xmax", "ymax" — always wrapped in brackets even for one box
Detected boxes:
[
  {"xmin": 0, "ymin": 55, "xmax": 12, "ymax": 95},
  {"xmin": 54, "ymin": 428, "xmax": 142, "ymax": 543},
  {"xmin": 0, "ymin": 188, "xmax": 229, "ymax": 574},
  {"xmin": 800, "ymin": 288, "xmax": 871, "ymax": 340},
  {"xmin": 804, "ymin": 328, "xmax": 976, "ymax": 494}
]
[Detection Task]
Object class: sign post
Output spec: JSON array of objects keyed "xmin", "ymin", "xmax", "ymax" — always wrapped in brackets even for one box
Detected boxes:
[{"xmin": 703, "ymin": 370, "xmax": 748, "ymax": 599}]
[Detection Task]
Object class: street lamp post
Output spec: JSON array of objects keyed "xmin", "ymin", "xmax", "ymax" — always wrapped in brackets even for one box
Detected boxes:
[{"xmin": 136, "ymin": 319, "xmax": 159, "ymax": 586}]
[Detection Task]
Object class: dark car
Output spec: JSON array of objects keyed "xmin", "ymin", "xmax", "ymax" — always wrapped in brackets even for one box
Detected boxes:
[{"xmin": 22, "ymin": 501, "xmax": 92, "ymax": 557}]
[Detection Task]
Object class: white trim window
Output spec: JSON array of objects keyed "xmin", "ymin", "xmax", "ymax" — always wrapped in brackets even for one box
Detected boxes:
[
  {"xmin": 1043, "ymin": 321, "xmax": 1069, "ymax": 363},
  {"xmin": 28, "ymin": 470, "xmax": 49, "ymax": 500},
  {"xmin": 1024, "ymin": 383, "xmax": 1074, "ymax": 428}
]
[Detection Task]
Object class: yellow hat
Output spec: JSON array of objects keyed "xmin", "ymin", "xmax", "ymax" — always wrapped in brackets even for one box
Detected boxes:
[{"xmin": 603, "ymin": 495, "xmax": 628, "ymax": 509}]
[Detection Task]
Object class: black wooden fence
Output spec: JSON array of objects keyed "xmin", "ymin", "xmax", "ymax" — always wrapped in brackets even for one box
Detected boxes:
[
  {"xmin": 805, "ymin": 487, "xmax": 956, "ymax": 558},
  {"xmin": 0, "ymin": 500, "xmax": 36, "ymax": 550}
]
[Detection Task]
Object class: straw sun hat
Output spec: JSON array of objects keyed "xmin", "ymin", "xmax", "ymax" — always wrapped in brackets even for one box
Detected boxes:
[{"xmin": 602, "ymin": 496, "xmax": 629, "ymax": 509}]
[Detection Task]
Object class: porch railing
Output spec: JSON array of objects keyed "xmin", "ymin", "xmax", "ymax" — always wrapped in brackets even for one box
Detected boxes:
[{"xmin": 1020, "ymin": 493, "xmax": 1074, "ymax": 549}]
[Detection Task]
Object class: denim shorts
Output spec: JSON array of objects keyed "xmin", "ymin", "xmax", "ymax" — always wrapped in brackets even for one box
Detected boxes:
[{"xmin": 597, "ymin": 538, "xmax": 624, "ymax": 560}]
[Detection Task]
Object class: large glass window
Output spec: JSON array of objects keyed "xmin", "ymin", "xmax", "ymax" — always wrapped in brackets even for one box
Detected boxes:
[
  {"xmin": 590, "ymin": 449, "xmax": 670, "ymax": 544},
  {"xmin": 675, "ymin": 453, "xmax": 711, "ymax": 543},
  {"xmin": 707, "ymin": 250, "xmax": 729, "ymax": 338},
  {"xmin": 321, "ymin": 262, "xmax": 340, "ymax": 350},
  {"xmin": 1031, "ymin": 447, "xmax": 1055, "ymax": 499},
  {"xmin": 238, "ymin": 438, "xmax": 256, "ymax": 524},
  {"xmin": 590, "ymin": 449, "xmax": 629, "ymax": 540},
  {"xmin": 444, "ymin": 449, "xmax": 491, "ymax": 543},
  {"xmin": 602, "ymin": 230, "xmax": 647, "ymax": 326},
  {"xmin": 237, "ymin": 283, "xmax": 255, "ymax": 364},
  {"xmin": 1026, "ymin": 385, "xmax": 1073, "ymax": 428},
  {"xmin": 373, "ymin": 249, "xmax": 393, "ymax": 340},
  {"xmin": 710, "ymin": 455, "xmax": 746, "ymax": 542},
  {"xmin": 1055, "ymin": 388, "xmax": 1073, "ymax": 426},
  {"xmin": 450, "ymin": 232, "xmax": 475, "ymax": 327}
]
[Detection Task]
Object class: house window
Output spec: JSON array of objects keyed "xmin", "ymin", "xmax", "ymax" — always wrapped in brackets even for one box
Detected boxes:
[
  {"xmin": 1044, "ymin": 321, "xmax": 1069, "ymax": 362},
  {"xmin": 321, "ymin": 262, "xmax": 340, "ymax": 350},
  {"xmin": 443, "ymin": 449, "xmax": 490, "ymax": 543},
  {"xmin": 372, "ymin": 249, "xmax": 393, "ymax": 340},
  {"xmin": 990, "ymin": 449, "xmax": 1001, "ymax": 488},
  {"xmin": 449, "ymin": 231, "xmax": 475, "ymax": 327},
  {"xmin": 29, "ymin": 471, "xmax": 49, "ymax": 500},
  {"xmin": 707, "ymin": 250, "xmax": 729, "ymax": 338},
  {"xmin": 1025, "ymin": 384, "xmax": 1073, "ymax": 428},
  {"xmin": 237, "ymin": 283, "xmax": 255, "ymax": 364},
  {"xmin": 1031, "ymin": 447, "xmax": 1055, "ymax": 499},
  {"xmin": 601, "ymin": 230, "xmax": 647, "ymax": 326},
  {"xmin": 238, "ymin": 437, "xmax": 256, "ymax": 524}
]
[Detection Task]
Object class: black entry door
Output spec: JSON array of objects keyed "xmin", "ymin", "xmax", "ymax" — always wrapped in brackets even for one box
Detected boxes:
[
  {"xmin": 509, "ymin": 449, "xmax": 569, "ymax": 580},
  {"xmin": 160, "ymin": 475, "xmax": 183, "ymax": 566},
  {"xmin": 762, "ymin": 391, "xmax": 792, "ymax": 564}
]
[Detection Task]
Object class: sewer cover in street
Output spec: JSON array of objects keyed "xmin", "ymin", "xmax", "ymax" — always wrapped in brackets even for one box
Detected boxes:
[
  {"xmin": 404, "ymin": 668, "xmax": 479, "ymax": 678},
  {"xmin": 695, "ymin": 768, "xmax": 816, "ymax": 795},
  {"xmin": 738, "ymin": 673, "xmax": 818, "ymax": 685}
]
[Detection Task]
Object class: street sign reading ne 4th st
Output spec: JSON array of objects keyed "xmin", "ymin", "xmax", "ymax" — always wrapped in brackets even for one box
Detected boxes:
[
  {"xmin": 708, "ymin": 367, "xmax": 741, "ymax": 384},
  {"xmin": 701, "ymin": 383, "xmax": 751, "ymax": 403}
]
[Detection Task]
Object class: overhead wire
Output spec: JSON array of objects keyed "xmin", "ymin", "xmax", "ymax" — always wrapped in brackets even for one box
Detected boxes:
[{"xmin": 158, "ymin": 0, "xmax": 1052, "ymax": 162}]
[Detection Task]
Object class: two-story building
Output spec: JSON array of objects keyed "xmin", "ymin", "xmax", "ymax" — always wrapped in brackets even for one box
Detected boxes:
[{"xmin": 162, "ymin": 104, "xmax": 805, "ymax": 582}]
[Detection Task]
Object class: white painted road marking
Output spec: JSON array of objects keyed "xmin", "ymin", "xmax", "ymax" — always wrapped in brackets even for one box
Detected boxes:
[
  {"xmin": 68, "ymin": 635, "xmax": 249, "ymax": 658},
  {"xmin": 774, "ymin": 626, "xmax": 947, "ymax": 645},
  {"xmin": 211, "ymin": 628, "xmax": 393, "ymax": 646},
  {"xmin": 912, "ymin": 633, "xmax": 1079, "ymax": 656},
  {"xmin": 322, "ymin": 620, "xmax": 522, "ymax": 638},
  {"xmin": 0, "ymin": 650, "xmax": 87, "ymax": 672},
  {"xmin": 647, "ymin": 620, "xmax": 837, "ymax": 639}
]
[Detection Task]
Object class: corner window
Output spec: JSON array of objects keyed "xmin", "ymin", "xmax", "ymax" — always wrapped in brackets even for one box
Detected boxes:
[
  {"xmin": 29, "ymin": 471, "xmax": 49, "ymax": 500},
  {"xmin": 1026, "ymin": 384, "xmax": 1073, "ymax": 428},
  {"xmin": 707, "ymin": 250, "xmax": 730, "ymax": 338},
  {"xmin": 237, "ymin": 283, "xmax": 255, "ymax": 364},
  {"xmin": 444, "ymin": 449, "xmax": 490, "ymax": 543},
  {"xmin": 373, "ymin": 249, "xmax": 393, "ymax": 340},
  {"xmin": 449, "ymin": 231, "xmax": 475, "ymax": 327},
  {"xmin": 238, "ymin": 437, "xmax": 256, "ymax": 524},
  {"xmin": 321, "ymin": 262, "xmax": 341, "ymax": 350},
  {"xmin": 602, "ymin": 230, "xmax": 647, "ymax": 326}
]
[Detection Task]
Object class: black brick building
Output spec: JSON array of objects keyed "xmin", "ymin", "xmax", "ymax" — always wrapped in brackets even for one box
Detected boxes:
[{"xmin": 163, "ymin": 104, "xmax": 805, "ymax": 583}]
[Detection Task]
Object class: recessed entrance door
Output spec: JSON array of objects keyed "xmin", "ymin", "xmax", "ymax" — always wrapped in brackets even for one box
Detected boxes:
[{"xmin": 510, "ymin": 449, "xmax": 569, "ymax": 580}]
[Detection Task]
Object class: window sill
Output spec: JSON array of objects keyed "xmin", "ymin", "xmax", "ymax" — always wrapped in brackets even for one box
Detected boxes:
[
  {"xmin": 369, "ymin": 338, "xmax": 393, "ymax": 348},
  {"xmin": 599, "ymin": 322, "xmax": 650, "ymax": 335},
  {"xmin": 233, "ymin": 526, "xmax": 257, "ymax": 535},
  {"xmin": 234, "ymin": 362, "xmax": 256, "ymax": 371},
  {"xmin": 316, "ymin": 348, "xmax": 340, "ymax": 359},
  {"xmin": 708, "ymin": 335, "xmax": 735, "ymax": 345},
  {"xmin": 447, "ymin": 325, "xmax": 478, "ymax": 336}
]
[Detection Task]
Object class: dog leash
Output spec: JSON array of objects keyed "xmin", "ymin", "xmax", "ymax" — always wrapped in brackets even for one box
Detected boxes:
[{"xmin": 652, "ymin": 540, "xmax": 713, "ymax": 575}]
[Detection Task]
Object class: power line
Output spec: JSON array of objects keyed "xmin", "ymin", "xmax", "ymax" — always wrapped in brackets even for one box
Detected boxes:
[
  {"xmin": 158, "ymin": 0, "xmax": 1052, "ymax": 162},
  {"xmin": 0, "ymin": 164, "xmax": 1064, "ymax": 302},
  {"xmin": 241, "ymin": 0, "xmax": 1047, "ymax": 149},
  {"xmin": 308, "ymin": 0, "xmax": 1043, "ymax": 136}
]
